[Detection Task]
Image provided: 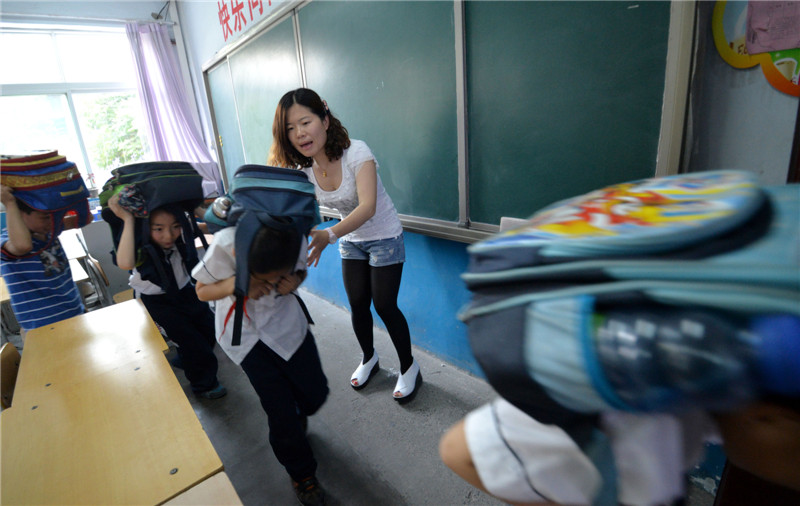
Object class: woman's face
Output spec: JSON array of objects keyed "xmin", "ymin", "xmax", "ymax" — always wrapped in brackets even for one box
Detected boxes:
[{"xmin": 286, "ymin": 103, "xmax": 329, "ymax": 160}]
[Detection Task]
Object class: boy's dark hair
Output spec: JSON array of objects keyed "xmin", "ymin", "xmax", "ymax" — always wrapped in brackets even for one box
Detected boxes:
[
  {"xmin": 269, "ymin": 87, "xmax": 350, "ymax": 168},
  {"xmin": 248, "ymin": 221, "xmax": 301, "ymax": 275},
  {"xmin": 14, "ymin": 197, "xmax": 35, "ymax": 214}
]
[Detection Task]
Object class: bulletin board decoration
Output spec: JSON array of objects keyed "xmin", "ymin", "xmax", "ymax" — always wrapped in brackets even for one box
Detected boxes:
[{"xmin": 712, "ymin": 1, "xmax": 800, "ymax": 97}]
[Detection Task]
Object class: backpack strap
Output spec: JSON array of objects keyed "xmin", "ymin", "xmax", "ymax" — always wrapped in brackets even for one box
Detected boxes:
[
  {"xmin": 231, "ymin": 211, "xmax": 262, "ymax": 346},
  {"xmin": 292, "ymin": 293, "xmax": 314, "ymax": 325},
  {"xmin": 189, "ymin": 211, "xmax": 209, "ymax": 250}
]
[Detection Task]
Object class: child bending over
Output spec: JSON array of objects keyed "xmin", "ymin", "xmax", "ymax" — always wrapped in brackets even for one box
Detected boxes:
[{"xmin": 193, "ymin": 221, "xmax": 329, "ymax": 506}]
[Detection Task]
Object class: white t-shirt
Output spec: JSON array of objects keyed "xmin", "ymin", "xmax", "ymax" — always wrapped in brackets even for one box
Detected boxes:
[
  {"xmin": 190, "ymin": 227, "xmax": 309, "ymax": 365},
  {"xmin": 301, "ymin": 139, "xmax": 402, "ymax": 242}
]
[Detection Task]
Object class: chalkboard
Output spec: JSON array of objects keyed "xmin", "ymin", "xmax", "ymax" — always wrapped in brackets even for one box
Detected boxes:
[
  {"xmin": 207, "ymin": 61, "xmax": 245, "ymax": 182},
  {"xmin": 228, "ymin": 16, "xmax": 301, "ymax": 168},
  {"xmin": 297, "ymin": 1, "xmax": 459, "ymax": 221},
  {"xmin": 466, "ymin": 1, "xmax": 670, "ymax": 224},
  {"xmin": 204, "ymin": 1, "xmax": 676, "ymax": 236}
]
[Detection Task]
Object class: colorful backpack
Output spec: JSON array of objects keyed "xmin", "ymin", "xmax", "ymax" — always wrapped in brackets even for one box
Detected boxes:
[
  {"xmin": 459, "ymin": 171, "xmax": 800, "ymax": 440},
  {"xmin": 0, "ymin": 150, "xmax": 93, "ymax": 257},
  {"xmin": 99, "ymin": 161, "xmax": 208, "ymax": 292},
  {"xmin": 204, "ymin": 164, "xmax": 321, "ymax": 345}
]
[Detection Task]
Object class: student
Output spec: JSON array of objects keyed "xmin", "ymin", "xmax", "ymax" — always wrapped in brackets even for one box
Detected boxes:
[
  {"xmin": 192, "ymin": 220, "xmax": 329, "ymax": 506},
  {"xmin": 439, "ymin": 396, "xmax": 800, "ymax": 505},
  {"xmin": 0, "ymin": 184, "xmax": 84, "ymax": 336},
  {"xmin": 438, "ymin": 308, "xmax": 800, "ymax": 504},
  {"xmin": 269, "ymin": 88, "xmax": 421, "ymax": 403},
  {"xmin": 108, "ymin": 194, "xmax": 226, "ymax": 399}
]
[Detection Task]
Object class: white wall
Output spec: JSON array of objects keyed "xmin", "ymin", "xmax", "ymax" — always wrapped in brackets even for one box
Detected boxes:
[
  {"xmin": 685, "ymin": 1, "xmax": 797, "ymax": 185},
  {"xmin": 1, "ymin": 1, "xmax": 167, "ymax": 26}
]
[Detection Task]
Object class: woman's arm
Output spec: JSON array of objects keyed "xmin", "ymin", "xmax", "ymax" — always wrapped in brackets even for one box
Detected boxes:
[
  {"xmin": 108, "ymin": 194, "xmax": 137, "ymax": 270},
  {"xmin": 308, "ymin": 160, "xmax": 378, "ymax": 267},
  {"xmin": 195, "ymin": 276, "xmax": 236, "ymax": 302}
]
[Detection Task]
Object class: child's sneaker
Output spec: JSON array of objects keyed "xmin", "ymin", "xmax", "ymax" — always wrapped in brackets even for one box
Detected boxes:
[
  {"xmin": 292, "ymin": 476, "xmax": 325, "ymax": 506},
  {"xmin": 196, "ymin": 384, "xmax": 227, "ymax": 400}
]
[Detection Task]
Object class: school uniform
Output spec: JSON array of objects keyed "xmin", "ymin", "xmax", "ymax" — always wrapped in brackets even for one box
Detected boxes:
[
  {"xmin": 131, "ymin": 244, "xmax": 220, "ymax": 393},
  {"xmin": 464, "ymin": 397, "xmax": 716, "ymax": 505},
  {"xmin": 192, "ymin": 227, "xmax": 328, "ymax": 482}
]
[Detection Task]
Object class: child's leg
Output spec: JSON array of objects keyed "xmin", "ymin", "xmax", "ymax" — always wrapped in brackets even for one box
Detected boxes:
[
  {"xmin": 240, "ymin": 339, "xmax": 327, "ymax": 482},
  {"xmin": 140, "ymin": 288, "xmax": 219, "ymax": 392},
  {"xmin": 285, "ymin": 331, "xmax": 329, "ymax": 417}
]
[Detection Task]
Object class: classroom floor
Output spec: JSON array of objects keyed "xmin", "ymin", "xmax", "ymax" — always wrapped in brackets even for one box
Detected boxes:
[
  {"xmin": 172, "ymin": 288, "xmax": 503, "ymax": 506},
  {"xmin": 171, "ymin": 289, "xmax": 718, "ymax": 506}
]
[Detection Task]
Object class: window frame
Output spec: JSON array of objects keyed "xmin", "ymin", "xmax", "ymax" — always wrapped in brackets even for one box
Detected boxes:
[{"xmin": 0, "ymin": 24, "xmax": 145, "ymax": 191}]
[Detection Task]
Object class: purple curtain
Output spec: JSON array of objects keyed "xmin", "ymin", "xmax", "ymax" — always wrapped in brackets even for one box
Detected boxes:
[{"xmin": 126, "ymin": 22, "xmax": 222, "ymax": 196}]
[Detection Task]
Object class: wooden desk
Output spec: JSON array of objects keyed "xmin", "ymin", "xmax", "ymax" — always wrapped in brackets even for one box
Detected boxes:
[{"xmin": 1, "ymin": 300, "xmax": 228, "ymax": 505}]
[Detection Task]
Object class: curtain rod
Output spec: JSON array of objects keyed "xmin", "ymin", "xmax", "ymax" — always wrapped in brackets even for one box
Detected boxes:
[{"xmin": 0, "ymin": 12, "xmax": 176, "ymax": 26}]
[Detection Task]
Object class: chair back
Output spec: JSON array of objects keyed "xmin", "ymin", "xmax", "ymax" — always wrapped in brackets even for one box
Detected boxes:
[{"xmin": 1, "ymin": 342, "xmax": 21, "ymax": 409}]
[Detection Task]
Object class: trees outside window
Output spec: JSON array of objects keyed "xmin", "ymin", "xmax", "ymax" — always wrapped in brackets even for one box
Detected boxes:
[{"xmin": 0, "ymin": 27, "xmax": 150, "ymax": 191}]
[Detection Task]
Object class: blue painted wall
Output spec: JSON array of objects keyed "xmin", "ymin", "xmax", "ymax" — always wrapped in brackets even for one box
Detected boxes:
[{"xmin": 304, "ymin": 220, "xmax": 483, "ymax": 376}]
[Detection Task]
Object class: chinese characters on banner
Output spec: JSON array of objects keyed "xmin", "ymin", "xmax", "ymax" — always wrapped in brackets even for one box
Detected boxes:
[{"xmin": 218, "ymin": 0, "xmax": 270, "ymax": 41}]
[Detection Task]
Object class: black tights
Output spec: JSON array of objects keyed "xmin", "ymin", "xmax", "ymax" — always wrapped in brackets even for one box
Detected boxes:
[{"xmin": 341, "ymin": 260, "xmax": 413, "ymax": 373}]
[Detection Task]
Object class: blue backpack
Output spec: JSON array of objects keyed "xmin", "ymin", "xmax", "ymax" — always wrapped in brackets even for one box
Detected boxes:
[
  {"xmin": 460, "ymin": 171, "xmax": 800, "ymax": 442},
  {"xmin": 0, "ymin": 150, "xmax": 92, "ymax": 257},
  {"xmin": 204, "ymin": 165, "xmax": 321, "ymax": 345}
]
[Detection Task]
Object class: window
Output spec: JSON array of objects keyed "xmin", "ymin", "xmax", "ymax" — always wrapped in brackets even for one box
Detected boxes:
[{"xmin": 0, "ymin": 26, "xmax": 150, "ymax": 191}]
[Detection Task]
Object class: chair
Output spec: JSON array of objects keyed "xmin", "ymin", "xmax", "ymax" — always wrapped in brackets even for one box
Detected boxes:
[
  {"xmin": 75, "ymin": 233, "xmax": 114, "ymax": 309},
  {"xmin": 1, "ymin": 342, "xmax": 21, "ymax": 409}
]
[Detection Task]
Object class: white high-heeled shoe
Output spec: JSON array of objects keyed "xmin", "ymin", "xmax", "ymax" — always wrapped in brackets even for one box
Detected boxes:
[
  {"xmin": 350, "ymin": 350, "xmax": 379, "ymax": 389},
  {"xmin": 393, "ymin": 360, "xmax": 421, "ymax": 404}
]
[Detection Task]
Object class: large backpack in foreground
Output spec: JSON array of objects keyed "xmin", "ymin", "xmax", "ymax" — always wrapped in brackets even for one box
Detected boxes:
[
  {"xmin": 460, "ymin": 171, "xmax": 800, "ymax": 443},
  {"xmin": 99, "ymin": 161, "xmax": 207, "ymax": 291},
  {"xmin": 0, "ymin": 150, "xmax": 92, "ymax": 257},
  {"xmin": 204, "ymin": 164, "xmax": 321, "ymax": 345}
]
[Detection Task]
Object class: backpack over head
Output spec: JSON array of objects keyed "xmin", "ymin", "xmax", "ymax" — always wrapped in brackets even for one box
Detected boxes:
[
  {"xmin": 99, "ymin": 161, "xmax": 208, "ymax": 292},
  {"xmin": 459, "ymin": 171, "xmax": 800, "ymax": 431},
  {"xmin": 0, "ymin": 150, "xmax": 92, "ymax": 258},
  {"xmin": 204, "ymin": 164, "xmax": 321, "ymax": 345}
]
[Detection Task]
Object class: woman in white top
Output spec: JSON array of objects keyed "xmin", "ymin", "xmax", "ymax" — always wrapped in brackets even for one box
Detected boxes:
[{"xmin": 269, "ymin": 88, "xmax": 421, "ymax": 403}]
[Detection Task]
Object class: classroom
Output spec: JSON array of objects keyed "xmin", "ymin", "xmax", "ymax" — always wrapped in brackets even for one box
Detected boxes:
[{"xmin": 1, "ymin": 1, "xmax": 798, "ymax": 505}]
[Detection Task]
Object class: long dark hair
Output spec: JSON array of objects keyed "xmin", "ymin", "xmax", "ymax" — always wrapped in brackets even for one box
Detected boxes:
[
  {"xmin": 248, "ymin": 222, "xmax": 301, "ymax": 275},
  {"xmin": 269, "ymin": 88, "xmax": 350, "ymax": 168}
]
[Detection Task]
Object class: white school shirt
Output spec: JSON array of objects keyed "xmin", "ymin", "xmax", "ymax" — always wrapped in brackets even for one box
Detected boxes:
[
  {"xmin": 128, "ymin": 245, "xmax": 190, "ymax": 295},
  {"xmin": 191, "ymin": 227, "xmax": 309, "ymax": 365},
  {"xmin": 301, "ymin": 139, "xmax": 402, "ymax": 242},
  {"xmin": 465, "ymin": 398, "xmax": 716, "ymax": 505}
]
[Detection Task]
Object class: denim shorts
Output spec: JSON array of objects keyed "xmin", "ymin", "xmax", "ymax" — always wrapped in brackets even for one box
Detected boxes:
[{"xmin": 339, "ymin": 233, "xmax": 405, "ymax": 267}]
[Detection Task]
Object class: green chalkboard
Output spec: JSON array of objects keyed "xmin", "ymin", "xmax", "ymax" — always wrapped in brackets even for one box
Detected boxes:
[
  {"xmin": 229, "ymin": 16, "xmax": 302, "ymax": 168},
  {"xmin": 466, "ymin": 1, "xmax": 670, "ymax": 224},
  {"xmin": 205, "ymin": 1, "xmax": 675, "ymax": 235},
  {"xmin": 298, "ymin": 1, "xmax": 459, "ymax": 222},
  {"xmin": 207, "ymin": 61, "xmax": 245, "ymax": 183}
]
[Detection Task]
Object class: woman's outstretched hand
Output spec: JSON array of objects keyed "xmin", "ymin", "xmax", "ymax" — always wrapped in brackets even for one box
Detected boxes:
[{"xmin": 307, "ymin": 229, "xmax": 329, "ymax": 267}]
